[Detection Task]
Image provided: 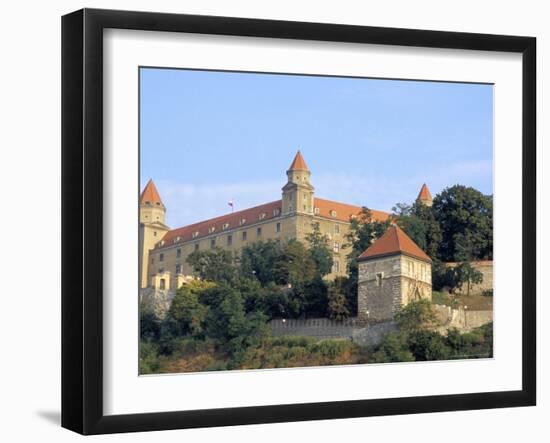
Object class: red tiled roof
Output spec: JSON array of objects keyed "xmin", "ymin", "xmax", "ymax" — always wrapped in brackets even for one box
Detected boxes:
[
  {"xmin": 155, "ymin": 197, "xmax": 391, "ymax": 249},
  {"xmin": 314, "ymin": 198, "xmax": 389, "ymax": 223},
  {"xmin": 156, "ymin": 200, "xmax": 282, "ymax": 248},
  {"xmin": 417, "ymin": 183, "xmax": 432, "ymax": 202},
  {"xmin": 288, "ymin": 151, "xmax": 309, "ymax": 171},
  {"xmin": 140, "ymin": 179, "xmax": 164, "ymax": 206},
  {"xmin": 358, "ymin": 224, "xmax": 431, "ymax": 262}
]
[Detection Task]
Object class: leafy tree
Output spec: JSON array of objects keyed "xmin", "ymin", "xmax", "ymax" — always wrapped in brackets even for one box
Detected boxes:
[
  {"xmin": 326, "ymin": 284, "xmax": 350, "ymax": 320},
  {"xmin": 394, "ymin": 201, "xmax": 442, "ymax": 260},
  {"xmin": 453, "ymin": 262, "xmax": 483, "ymax": 296},
  {"xmin": 431, "ymin": 259, "xmax": 457, "ymax": 291},
  {"xmin": 272, "ymin": 240, "xmax": 316, "ymax": 286},
  {"xmin": 303, "ymin": 276, "xmax": 329, "ymax": 317},
  {"xmin": 139, "ymin": 302, "xmax": 161, "ymax": 341},
  {"xmin": 164, "ymin": 281, "xmax": 212, "ymax": 337},
  {"xmin": 395, "ymin": 299, "xmax": 438, "ymax": 332},
  {"xmin": 305, "ymin": 222, "xmax": 334, "ymax": 277},
  {"xmin": 433, "ymin": 185, "xmax": 493, "ymax": 261},
  {"xmin": 239, "ymin": 240, "xmax": 281, "ymax": 285},
  {"xmin": 186, "ymin": 248, "xmax": 236, "ymax": 283},
  {"xmin": 203, "ymin": 284, "xmax": 269, "ymax": 356}
]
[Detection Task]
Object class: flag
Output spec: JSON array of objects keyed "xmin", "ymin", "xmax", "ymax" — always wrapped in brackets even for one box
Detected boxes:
[{"xmin": 228, "ymin": 200, "xmax": 234, "ymax": 211}]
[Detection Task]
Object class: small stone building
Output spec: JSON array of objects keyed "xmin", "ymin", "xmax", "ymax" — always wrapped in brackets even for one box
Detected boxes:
[{"xmin": 357, "ymin": 225, "xmax": 432, "ymax": 322}]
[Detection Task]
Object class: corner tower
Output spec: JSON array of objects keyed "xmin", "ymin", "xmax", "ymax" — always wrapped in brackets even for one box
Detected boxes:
[
  {"xmin": 357, "ymin": 225, "xmax": 432, "ymax": 322},
  {"xmin": 416, "ymin": 183, "xmax": 433, "ymax": 207},
  {"xmin": 139, "ymin": 179, "xmax": 170, "ymax": 288},
  {"xmin": 282, "ymin": 151, "xmax": 315, "ymax": 215}
]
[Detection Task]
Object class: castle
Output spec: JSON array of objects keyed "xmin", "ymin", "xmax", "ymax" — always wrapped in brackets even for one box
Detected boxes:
[{"xmin": 139, "ymin": 151, "xmax": 436, "ymax": 321}]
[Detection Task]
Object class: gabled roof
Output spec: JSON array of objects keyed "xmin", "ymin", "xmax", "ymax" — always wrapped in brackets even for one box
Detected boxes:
[
  {"xmin": 417, "ymin": 183, "xmax": 433, "ymax": 202},
  {"xmin": 140, "ymin": 179, "xmax": 164, "ymax": 207},
  {"xmin": 357, "ymin": 224, "xmax": 431, "ymax": 263},
  {"xmin": 288, "ymin": 150, "xmax": 309, "ymax": 171}
]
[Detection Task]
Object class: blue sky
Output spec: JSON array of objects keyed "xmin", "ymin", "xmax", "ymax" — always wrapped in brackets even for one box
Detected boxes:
[{"xmin": 140, "ymin": 68, "xmax": 493, "ymax": 228}]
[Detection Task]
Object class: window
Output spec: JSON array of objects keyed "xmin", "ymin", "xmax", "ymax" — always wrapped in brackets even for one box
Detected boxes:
[
  {"xmin": 210, "ymin": 238, "xmax": 216, "ymax": 249},
  {"xmin": 208, "ymin": 226, "xmax": 216, "ymax": 234},
  {"xmin": 159, "ymin": 278, "xmax": 165, "ymax": 290},
  {"xmin": 242, "ymin": 231, "xmax": 247, "ymax": 241},
  {"xmin": 333, "ymin": 242, "xmax": 340, "ymax": 252},
  {"xmin": 158, "ymin": 268, "xmax": 164, "ymax": 274},
  {"xmin": 276, "ymin": 222, "xmax": 281, "ymax": 233},
  {"xmin": 314, "ymin": 207, "xmax": 320, "ymax": 215},
  {"xmin": 330, "ymin": 210, "xmax": 337, "ymax": 218},
  {"xmin": 153, "ymin": 231, "xmax": 157, "ymax": 237},
  {"xmin": 332, "ymin": 260, "xmax": 340, "ymax": 273},
  {"xmin": 175, "ymin": 263, "xmax": 181, "ymax": 275},
  {"xmin": 176, "ymin": 248, "xmax": 181, "ymax": 258},
  {"xmin": 259, "ymin": 212, "xmax": 266, "ymax": 220},
  {"xmin": 194, "ymin": 243, "xmax": 199, "ymax": 252},
  {"xmin": 227, "ymin": 235, "xmax": 232, "ymax": 246},
  {"xmin": 273, "ymin": 208, "xmax": 280, "ymax": 216},
  {"xmin": 257, "ymin": 227, "xmax": 262, "ymax": 237},
  {"xmin": 376, "ymin": 272, "xmax": 383, "ymax": 286},
  {"xmin": 175, "ymin": 236, "xmax": 181, "ymax": 242},
  {"xmin": 240, "ymin": 218, "xmax": 246, "ymax": 225},
  {"xmin": 334, "ymin": 224, "xmax": 340, "ymax": 234},
  {"xmin": 151, "ymin": 257, "xmax": 155, "ymax": 264},
  {"xmin": 222, "ymin": 223, "xmax": 230, "ymax": 230},
  {"xmin": 159, "ymin": 253, "xmax": 164, "ymax": 262},
  {"xmin": 192, "ymin": 231, "xmax": 199, "ymax": 239}
]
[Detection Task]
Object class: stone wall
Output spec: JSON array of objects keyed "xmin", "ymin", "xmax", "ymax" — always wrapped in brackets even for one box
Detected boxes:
[
  {"xmin": 270, "ymin": 317, "xmax": 396, "ymax": 346},
  {"xmin": 433, "ymin": 304, "xmax": 493, "ymax": 332}
]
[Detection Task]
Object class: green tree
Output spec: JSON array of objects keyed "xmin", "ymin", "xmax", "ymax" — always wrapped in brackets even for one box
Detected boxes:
[
  {"xmin": 394, "ymin": 201, "xmax": 442, "ymax": 260},
  {"xmin": 305, "ymin": 222, "xmax": 334, "ymax": 277},
  {"xmin": 272, "ymin": 240, "xmax": 316, "ymax": 286},
  {"xmin": 239, "ymin": 240, "xmax": 281, "ymax": 285},
  {"xmin": 186, "ymin": 248, "xmax": 236, "ymax": 283},
  {"xmin": 453, "ymin": 262, "xmax": 483, "ymax": 296},
  {"xmin": 433, "ymin": 185, "xmax": 493, "ymax": 261},
  {"xmin": 164, "ymin": 282, "xmax": 212, "ymax": 337},
  {"xmin": 203, "ymin": 284, "xmax": 269, "ymax": 356},
  {"xmin": 326, "ymin": 284, "xmax": 350, "ymax": 320},
  {"xmin": 395, "ymin": 299, "xmax": 438, "ymax": 332}
]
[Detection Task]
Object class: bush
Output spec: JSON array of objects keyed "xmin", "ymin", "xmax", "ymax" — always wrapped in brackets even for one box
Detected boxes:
[
  {"xmin": 139, "ymin": 341, "xmax": 160, "ymax": 374},
  {"xmin": 395, "ymin": 299, "xmax": 437, "ymax": 332},
  {"xmin": 407, "ymin": 330, "xmax": 451, "ymax": 361},
  {"xmin": 372, "ymin": 332, "xmax": 414, "ymax": 363}
]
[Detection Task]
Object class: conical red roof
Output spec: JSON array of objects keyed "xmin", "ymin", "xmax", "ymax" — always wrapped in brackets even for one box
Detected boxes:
[
  {"xmin": 140, "ymin": 179, "xmax": 164, "ymax": 206},
  {"xmin": 288, "ymin": 150, "xmax": 309, "ymax": 171},
  {"xmin": 358, "ymin": 224, "xmax": 431, "ymax": 262},
  {"xmin": 417, "ymin": 183, "xmax": 433, "ymax": 202}
]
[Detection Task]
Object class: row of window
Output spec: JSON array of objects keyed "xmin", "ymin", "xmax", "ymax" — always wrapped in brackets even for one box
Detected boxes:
[{"xmin": 153, "ymin": 223, "xmax": 283, "ymax": 264}]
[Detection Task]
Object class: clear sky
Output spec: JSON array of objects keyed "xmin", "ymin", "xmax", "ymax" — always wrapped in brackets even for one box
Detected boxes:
[{"xmin": 140, "ymin": 67, "xmax": 493, "ymax": 229}]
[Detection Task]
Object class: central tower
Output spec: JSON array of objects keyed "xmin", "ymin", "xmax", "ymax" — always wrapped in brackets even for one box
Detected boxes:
[{"xmin": 282, "ymin": 151, "xmax": 315, "ymax": 215}]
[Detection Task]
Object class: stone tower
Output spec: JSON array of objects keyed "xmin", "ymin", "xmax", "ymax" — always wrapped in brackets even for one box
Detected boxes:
[
  {"xmin": 282, "ymin": 151, "xmax": 315, "ymax": 216},
  {"xmin": 357, "ymin": 225, "xmax": 432, "ymax": 322},
  {"xmin": 416, "ymin": 183, "xmax": 433, "ymax": 207},
  {"xmin": 139, "ymin": 179, "xmax": 170, "ymax": 288}
]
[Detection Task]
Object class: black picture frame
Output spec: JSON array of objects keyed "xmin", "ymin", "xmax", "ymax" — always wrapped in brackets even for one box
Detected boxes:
[{"xmin": 61, "ymin": 8, "xmax": 536, "ymax": 435}]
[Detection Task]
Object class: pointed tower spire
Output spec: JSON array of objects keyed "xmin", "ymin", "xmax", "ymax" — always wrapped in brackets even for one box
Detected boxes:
[
  {"xmin": 288, "ymin": 150, "xmax": 309, "ymax": 171},
  {"xmin": 140, "ymin": 179, "xmax": 164, "ymax": 207},
  {"xmin": 416, "ymin": 183, "xmax": 433, "ymax": 207},
  {"xmin": 282, "ymin": 150, "xmax": 314, "ymax": 215}
]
